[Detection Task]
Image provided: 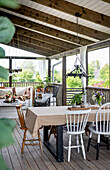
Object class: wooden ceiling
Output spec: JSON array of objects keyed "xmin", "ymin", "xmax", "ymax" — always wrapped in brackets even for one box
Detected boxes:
[{"xmin": 0, "ymin": 0, "xmax": 110, "ymax": 59}]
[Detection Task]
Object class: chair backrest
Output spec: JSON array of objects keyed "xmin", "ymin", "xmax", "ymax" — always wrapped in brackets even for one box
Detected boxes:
[
  {"xmin": 65, "ymin": 109, "xmax": 91, "ymax": 133},
  {"xmin": 16, "ymin": 104, "xmax": 25, "ymax": 129},
  {"xmin": 96, "ymin": 102, "xmax": 110, "ymax": 133},
  {"xmin": 44, "ymin": 85, "xmax": 59, "ymax": 97}
]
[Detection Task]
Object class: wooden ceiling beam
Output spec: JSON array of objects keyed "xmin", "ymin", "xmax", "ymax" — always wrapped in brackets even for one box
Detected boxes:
[
  {"xmin": 13, "ymin": 34, "xmax": 66, "ymax": 53},
  {"xmin": 31, "ymin": 0, "xmax": 110, "ymax": 28},
  {"xmin": 101, "ymin": 0, "xmax": 110, "ymax": 3},
  {"xmin": 8, "ymin": 42, "xmax": 51, "ymax": 57},
  {"xmin": 0, "ymin": 9, "xmax": 94, "ymax": 46},
  {"xmin": 9, "ymin": 39, "xmax": 56, "ymax": 56},
  {"xmin": 1, "ymin": 8, "xmax": 109, "ymax": 41},
  {"xmin": 15, "ymin": 27, "xmax": 78, "ymax": 50}
]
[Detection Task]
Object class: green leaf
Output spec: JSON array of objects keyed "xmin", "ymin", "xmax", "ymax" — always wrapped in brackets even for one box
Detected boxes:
[
  {"xmin": 0, "ymin": 66, "xmax": 8, "ymax": 80},
  {"xmin": 0, "ymin": 118, "xmax": 16, "ymax": 149},
  {"xmin": 0, "ymin": 47, "xmax": 5, "ymax": 57},
  {"xmin": 0, "ymin": 0, "xmax": 20, "ymax": 9},
  {"xmin": 0, "ymin": 156, "xmax": 10, "ymax": 170},
  {"xmin": 0, "ymin": 17, "xmax": 15, "ymax": 44}
]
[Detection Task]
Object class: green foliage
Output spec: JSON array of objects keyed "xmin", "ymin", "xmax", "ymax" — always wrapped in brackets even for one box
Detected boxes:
[
  {"xmin": 43, "ymin": 76, "xmax": 52, "ymax": 86},
  {"xmin": 0, "ymin": 17, "xmax": 15, "ymax": 44},
  {"xmin": 17, "ymin": 70, "xmax": 34, "ymax": 82},
  {"xmin": 35, "ymin": 71, "xmax": 42, "ymax": 82},
  {"xmin": 0, "ymin": 66, "xmax": 8, "ymax": 80},
  {"xmin": 69, "ymin": 93, "xmax": 84, "ymax": 105},
  {"xmin": 0, "ymin": 156, "xmax": 10, "ymax": 170},
  {"xmin": 36, "ymin": 84, "xmax": 44, "ymax": 89},
  {"xmin": 54, "ymin": 70, "xmax": 62, "ymax": 83},
  {"xmin": 0, "ymin": 47, "xmax": 5, "ymax": 58},
  {"xmin": 100, "ymin": 64, "xmax": 109, "ymax": 80},
  {"xmin": 0, "ymin": 118, "xmax": 16, "ymax": 149},
  {"xmin": 0, "ymin": 0, "xmax": 20, "ymax": 9},
  {"xmin": 0, "ymin": 0, "xmax": 19, "ymax": 169},
  {"xmin": 67, "ymin": 75, "xmax": 82, "ymax": 88}
]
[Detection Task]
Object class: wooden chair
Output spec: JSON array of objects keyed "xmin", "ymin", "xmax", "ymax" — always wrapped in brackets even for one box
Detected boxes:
[
  {"xmin": 87, "ymin": 103, "xmax": 110, "ymax": 160},
  {"xmin": 64, "ymin": 109, "xmax": 91, "ymax": 162},
  {"xmin": 16, "ymin": 104, "xmax": 43, "ymax": 154}
]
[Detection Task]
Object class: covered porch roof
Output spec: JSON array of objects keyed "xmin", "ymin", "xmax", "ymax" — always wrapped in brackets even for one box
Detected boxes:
[{"xmin": 0, "ymin": 0, "xmax": 110, "ymax": 59}]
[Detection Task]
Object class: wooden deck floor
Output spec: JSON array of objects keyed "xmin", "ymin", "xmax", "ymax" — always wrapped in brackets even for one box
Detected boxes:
[{"xmin": 1, "ymin": 119, "xmax": 110, "ymax": 170}]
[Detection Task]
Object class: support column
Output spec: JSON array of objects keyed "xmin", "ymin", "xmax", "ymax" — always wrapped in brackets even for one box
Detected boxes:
[
  {"xmin": 109, "ymin": 46, "xmax": 110, "ymax": 101},
  {"xmin": 9, "ymin": 57, "xmax": 12, "ymax": 87},
  {"xmin": 48, "ymin": 59, "xmax": 51, "ymax": 78},
  {"xmin": 62, "ymin": 56, "xmax": 66, "ymax": 106}
]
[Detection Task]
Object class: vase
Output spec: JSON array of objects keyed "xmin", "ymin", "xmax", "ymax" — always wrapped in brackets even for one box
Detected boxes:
[{"xmin": 96, "ymin": 99, "xmax": 102, "ymax": 106}]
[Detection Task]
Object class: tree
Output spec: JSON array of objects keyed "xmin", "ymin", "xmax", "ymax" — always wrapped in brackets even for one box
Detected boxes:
[
  {"xmin": 54, "ymin": 70, "xmax": 62, "ymax": 83},
  {"xmin": 35, "ymin": 71, "xmax": 42, "ymax": 82}
]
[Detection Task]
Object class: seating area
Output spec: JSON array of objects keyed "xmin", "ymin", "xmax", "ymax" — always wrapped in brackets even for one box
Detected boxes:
[{"xmin": 0, "ymin": 0, "xmax": 110, "ymax": 169}]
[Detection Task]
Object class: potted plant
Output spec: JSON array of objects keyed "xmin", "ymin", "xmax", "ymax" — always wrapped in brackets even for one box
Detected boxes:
[
  {"xmin": 69, "ymin": 92, "xmax": 84, "ymax": 106},
  {"xmin": 43, "ymin": 77, "xmax": 52, "ymax": 86},
  {"xmin": 35, "ymin": 83, "xmax": 44, "ymax": 92}
]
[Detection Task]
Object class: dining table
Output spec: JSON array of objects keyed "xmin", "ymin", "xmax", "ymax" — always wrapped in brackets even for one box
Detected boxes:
[{"xmin": 25, "ymin": 105, "xmax": 100, "ymax": 162}]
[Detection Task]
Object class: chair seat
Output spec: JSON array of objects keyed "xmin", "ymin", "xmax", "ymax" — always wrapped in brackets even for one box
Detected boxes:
[{"xmin": 89, "ymin": 125, "xmax": 110, "ymax": 135}]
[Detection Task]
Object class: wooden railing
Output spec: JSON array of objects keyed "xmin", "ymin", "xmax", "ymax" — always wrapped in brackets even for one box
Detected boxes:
[
  {"xmin": 86, "ymin": 86, "xmax": 110, "ymax": 105},
  {"xmin": 66, "ymin": 88, "xmax": 83, "ymax": 105},
  {"xmin": 1, "ymin": 82, "xmax": 110, "ymax": 106},
  {"xmin": 0, "ymin": 82, "xmax": 41, "ymax": 89}
]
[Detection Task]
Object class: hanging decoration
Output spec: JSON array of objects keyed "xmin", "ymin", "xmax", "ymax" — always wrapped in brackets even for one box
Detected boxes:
[{"xmin": 66, "ymin": 12, "xmax": 90, "ymax": 79}]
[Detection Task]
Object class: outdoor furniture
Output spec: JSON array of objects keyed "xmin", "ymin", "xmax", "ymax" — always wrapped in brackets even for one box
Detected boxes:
[
  {"xmin": 34, "ymin": 92, "xmax": 52, "ymax": 107},
  {"xmin": 87, "ymin": 103, "xmax": 110, "ymax": 160},
  {"xmin": 64, "ymin": 109, "xmax": 91, "ymax": 162},
  {"xmin": 16, "ymin": 104, "xmax": 43, "ymax": 155},
  {"xmin": 25, "ymin": 106, "xmax": 100, "ymax": 162},
  {"xmin": 34, "ymin": 85, "xmax": 59, "ymax": 107},
  {"xmin": 0, "ymin": 99, "xmax": 26, "ymax": 118},
  {"xmin": 0, "ymin": 86, "xmax": 33, "ymax": 110},
  {"xmin": 44, "ymin": 85, "xmax": 59, "ymax": 106}
]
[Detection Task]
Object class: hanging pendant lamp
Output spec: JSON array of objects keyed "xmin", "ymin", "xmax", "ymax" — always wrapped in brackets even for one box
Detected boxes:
[{"xmin": 66, "ymin": 13, "xmax": 90, "ymax": 79}]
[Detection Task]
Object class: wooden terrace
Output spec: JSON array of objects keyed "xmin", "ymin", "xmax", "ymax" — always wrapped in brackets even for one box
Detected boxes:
[{"xmin": 1, "ymin": 119, "xmax": 110, "ymax": 170}]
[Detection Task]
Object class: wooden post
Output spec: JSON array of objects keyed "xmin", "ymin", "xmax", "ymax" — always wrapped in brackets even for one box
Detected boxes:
[
  {"xmin": 9, "ymin": 57, "xmax": 12, "ymax": 87},
  {"xmin": 86, "ymin": 50, "xmax": 88, "ymax": 87},
  {"xmin": 62, "ymin": 56, "xmax": 66, "ymax": 106},
  {"xmin": 109, "ymin": 45, "xmax": 110, "ymax": 101},
  {"xmin": 48, "ymin": 59, "xmax": 51, "ymax": 78}
]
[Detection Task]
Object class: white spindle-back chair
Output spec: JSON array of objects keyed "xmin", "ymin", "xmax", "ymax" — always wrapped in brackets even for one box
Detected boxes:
[
  {"xmin": 64, "ymin": 109, "xmax": 91, "ymax": 162},
  {"xmin": 87, "ymin": 103, "xmax": 110, "ymax": 160}
]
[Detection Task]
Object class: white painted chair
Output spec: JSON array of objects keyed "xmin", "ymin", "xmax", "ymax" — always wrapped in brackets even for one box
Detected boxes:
[
  {"xmin": 87, "ymin": 102, "xmax": 110, "ymax": 160},
  {"xmin": 64, "ymin": 109, "xmax": 91, "ymax": 162}
]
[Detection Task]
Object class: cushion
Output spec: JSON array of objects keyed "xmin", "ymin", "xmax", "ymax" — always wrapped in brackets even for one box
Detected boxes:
[
  {"xmin": 23, "ymin": 87, "xmax": 31, "ymax": 99},
  {"xmin": 0, "ymin": 89, "xmax": 12, "ymax": 99},
  {"xmin": 15, "ymin": 87, "xmax": 26, "ymax": 96}
]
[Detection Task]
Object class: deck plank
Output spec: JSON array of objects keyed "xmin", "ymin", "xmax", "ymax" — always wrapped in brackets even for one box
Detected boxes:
[{"xmin": 1, "ymin": 119, "xmax": 110, "ymax": 170}]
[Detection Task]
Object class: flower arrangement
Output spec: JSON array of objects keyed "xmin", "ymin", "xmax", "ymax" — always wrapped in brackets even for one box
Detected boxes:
[{"xmin": 92, "ymin": 91, "xmax": 105, "ymax": 106}]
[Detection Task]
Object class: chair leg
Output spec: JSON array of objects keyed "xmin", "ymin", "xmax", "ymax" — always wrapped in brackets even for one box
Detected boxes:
[
  {"xmin": 21, "ymin": 129, "xmax": 27, "ymax": 155},
  {"xmin": 96, "ymin": 134, "xmax": 100, "ymax": 160},
  {"xmin": 76, "ymin": 135, "xmax": 80, "ymax": 153},
  {"xmin": 107, "ymin": 137, "xmax": 109, "ymax": 150},
  {"xmin": 38, "ymin": 130, "xmax": 43, "ymax": 153},
  {"xmin": 87, "ymin": 132, "xmax": 92, "ymax": 152},
  {"xmin": 68, "ymin": 135, "xmax": 71, "ymax": 162},
  {"xmin": 80, "ymin": 134, "xmax": 86, "ymax": 160}
]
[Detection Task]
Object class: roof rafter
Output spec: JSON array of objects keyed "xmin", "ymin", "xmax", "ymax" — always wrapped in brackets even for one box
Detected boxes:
[
  {"xmin": 13, "ymin": 34, "xmax": 66, "ymax": 53},
  {"xmin": 31, "ymin": 0, "xmax": 110, "ymax": 28},
  {"xmin": 0, "ymin": 8, "xmax": 94, "ymax": 46},
  {"xmin": 1, "ymin": 7, "xmax": 109, "ymax": 41},
  {"xmin": 9, "ymin": 39, "xmax": 57, "ymax": 56}
]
